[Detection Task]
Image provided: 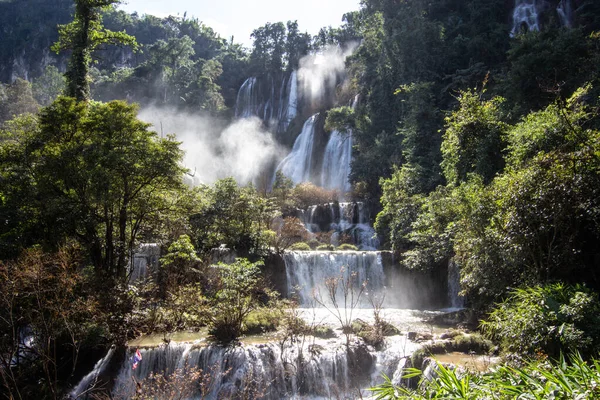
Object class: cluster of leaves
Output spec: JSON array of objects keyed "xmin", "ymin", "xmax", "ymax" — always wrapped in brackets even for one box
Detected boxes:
[
  {"xmin": 0, "ymin": 245, "xmax": 104, "ymax": 399},
  {"xmin": 481, "ymin": 284, "xmax": 600, "ymax": 358},
  {"xmin": 371, "ymin": 352, "xmax": 600, "ymax": 399},
  {"xmin": 377, "ymin": 85, "xmax": 600, "ymax": 307}
]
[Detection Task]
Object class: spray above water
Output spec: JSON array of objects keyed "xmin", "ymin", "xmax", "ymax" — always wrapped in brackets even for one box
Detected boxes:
[
  {"xmin": 298, "ymin": 43, "xmax": 358, "ymax": 106},
  {"xmin": 136, "ymin": 107, "xmax": 283, "ymax": 186}
]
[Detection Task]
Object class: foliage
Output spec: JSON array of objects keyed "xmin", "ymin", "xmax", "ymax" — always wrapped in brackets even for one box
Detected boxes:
[
  {"xmin": 32, "ymin": 65, "xmax": 66, "ymax": 106},
  {"xmin": 371, "ymin": 352, "xmax": 600, "ymax": 399},
  {"xmin": 190, "ymin": 178, "xmax": 277, "ymax": 257},
  {"xmin": 0, "ymin": 245, "xmax": 100, "ymax": 399},
  {"xmin": 441, "ymin": 89, "xmax": 507, "ymax": 185},
  {"xmin": 0, "ymin": 97, "xmax": 187, "ymax": 276},
  {"xmin": 292, "ymin": 182, "xmax": 338, "ymax": 210},
  {"xmin": 481, "ymin": 284, "xmax": 600, "ymax": 358},
  {"xmin": 206, "ymin": 258, "xmax": 263, "ymax": 343},
  {"xmin": 0, "ymin": 78, "xmax": 40, "ymax": 125},
  {"xmin": 52, "ymin": 0, "xmax": 138, "ymax": 101},
  {"xmin": 337, "ymin": 243, "xmax": 358, "ymax": 251},
  {"xmin": 270, "ymin": 217, "xmax": 308, "ymax": 254},
  {"xmin": 160, "ymin": 234, "xmax": 202, "ymax": 291},
  {"xmin": 289, "ymin": 242, "xmax": 311, "ymax": 251},
  {"xmin": 324, "ymin": 106, "xmax": 355, "ymax": 134}
]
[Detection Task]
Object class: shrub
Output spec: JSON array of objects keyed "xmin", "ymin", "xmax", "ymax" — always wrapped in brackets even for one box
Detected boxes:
[
  {"xmin": 312, "ymin": 325, "xmax": 336, "ymax": 339},
  {"xmin": 338, "ymin": 243, "xmax": 359, "ymax": 251},
  {"xmin": 244, "ymin": 307, "xmax": 282, "ymax": 334},
  {"xmin": 292, "ymin": 182, "xmax": 338, "ymax": 209},
  {"xmin": 290, "ymin": 242, "xmax": 311, "ymax": 251},
  {"xmin": 480, "ymin": 283, "xmax": 600, "ymax": 358},
  {"xmin": 207, "ymin": 258, "xmax": 263, "ymax": 343}
]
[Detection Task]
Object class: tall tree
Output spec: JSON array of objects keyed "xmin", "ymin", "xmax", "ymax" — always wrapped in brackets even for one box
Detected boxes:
[{"xmin": 52, "ymin": 0, "xmax": 137, "ymax": 101}]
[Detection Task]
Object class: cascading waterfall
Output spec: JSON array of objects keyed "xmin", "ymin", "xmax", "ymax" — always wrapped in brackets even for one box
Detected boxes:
[
  {"xmin": 129, "ymin": 243, "xmax": 160, "ymax": 283},
  {"xmin": 301, "ymin": 202, "xmax": 379, "ymax": 250},
  {"xmin": 557, "ymin": 0, "xmax": 573, "ymax": 27},
  {"xmin": 511, "ymin": 0, "xmax": 540, "ymax": 36},
  {"xmin": 69, "ymin": 347, "xmax": 115, "ymax": 399},
  {"xmin": 447, "ymin": 259, "xmax": 465, "ymax": 309},
  {"xmin": 320, "ymin": 95, "xmax": 358, "ymax": 194},
  {"xmin": 284, "ymin": 250, "xmax": 385, "ymax": 305},
  {"xmin": 320, "ymin": 130, "xmax": 352, "ymax": 193},
  {"xmin": 234, "ymin": 72, "xmax": 298, "ymax": 136},
  {"xmin": 274, "ymin": 114, "xmax": 318, "ymax": 185},
  {"xmin": 111, "ymin": 342, "xmax": 368, "ymax": 400}
]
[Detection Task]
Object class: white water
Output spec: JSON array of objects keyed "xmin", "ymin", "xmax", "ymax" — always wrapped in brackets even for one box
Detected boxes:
[
  {"xmin": 274, "ymin": 114, "xmax": 318, "ymax": 185},
  {"xmin": 447, "ymin": 259, "xmax": 465, "ymax": 309},
  {"xmin": 321, "ymin": 130, "xmax": 352, "ymax": 194},
  {"xmin": 235, "ymin": 72, "xmax": 299, "ymax": 137},
  {"xmin": 69, "ymin": 346, "xmax": 115, "ymax": 399},
  {"xmin": 301, "ymin": 202, "xmax": 380, "ymax": 250},
  {"xmin": 284, "ymin": 251, "xmax": 385, "ymax": 306},
  {"xmin": 129, "ymin": 243, "xmax": 160, "ymax": 283},
  {"xmin": 557, "ymin": 0, "xmax": 573, "ymax": 28},
  {"xmin": 511, "ymin": 0, "xmax": 540, "ymax": 36}
]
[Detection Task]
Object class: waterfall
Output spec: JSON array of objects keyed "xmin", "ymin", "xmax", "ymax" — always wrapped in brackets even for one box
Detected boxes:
[
  {"xmin": 234, "ymin": 72, "xmax": 298, "ymax": 136},
  {"xmin": 301, "ymin": 202, "xmax": 379, "ymax": 250},
  {"xmin": 129, "ymin": 243, "xmax": 160, "ymax": 283},
  {"xmin": 111, "ymin": 342, "xmax": 372, "ymax": 400},
  {"xmin": 447, "ymin": 259, "xmax": 465, "ymax": 309},
  {"xmin": 320, "ymin": 95, "xmax": 358, "ymax": 194},
  {"xmin": 557, "ymin": 0, "xmax": 573, "ymax": 27},
  {"xmin": 511, "ymin": 0, "xmax": 540, "ymax": 36},
  {"xmin": 69, "ymin": 346, "xmax": 115, "ymax": 399},
  {"xmin": 283, "ymin": 250, "xmax": 385, "ymax": 306},
  {"xmin": 274, "ymin": 114, "xmax": 318, "ymax": 185},
  {"xmin": 234, "ymin": 77, "xmax": 258, "ymax": 118},
  {"xmin": 320, "ymin": 130, "xmax": 352, "ymax": 194}
]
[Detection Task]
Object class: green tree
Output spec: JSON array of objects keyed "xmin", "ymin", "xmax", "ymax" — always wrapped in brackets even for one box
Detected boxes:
[
  {"xmin": 52, "ymin": 0, "xmax": 137, "ymax": 101},
  {"xmin": 441, "ymin": 89, "xmax": 508, "ymax": 185},
  {"xmin": 207, "ymin": 258, "xmax": 263, "ymax": 343},
  {"xmin": 0, "ymin": 97, "xmax": 187, "ymax": 277},
  {"xmin": 190, "ymin": 178, "xmax": 277, "ymax": 257}
]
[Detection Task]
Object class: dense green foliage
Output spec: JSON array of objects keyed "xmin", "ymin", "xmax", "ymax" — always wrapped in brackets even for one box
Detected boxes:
[
  {"xmin": 481, "ymin": 284, "xmax": 600, "ymax": 358},
  {"xmin": 371, "ymin": 352, "xmax": 600, "ymax": 399}
]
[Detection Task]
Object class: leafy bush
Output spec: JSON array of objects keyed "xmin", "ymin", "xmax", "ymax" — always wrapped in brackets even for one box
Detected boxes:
[
  {"xmin": 243, "ymin": 307, "xmax": 282, "ymax": 334},
  {"xmin": 289, "ymin": 242, "xmax": 311, "ymax": 251},
  {"xmin": 206, "ymin": 258, "xmax": 264, "ymax": 343},
  {"xmin": 337, "ymin": 243, "xmax": 358, "ymax": 251},
  {"xmin": 312, "ymin": 325, "xmax": 336, "ymax": 339},
  {"xmin": 481, "ymin": 284, "xmax": 600, "ymax": 358},
  {"xmin": 292, "ymin": 182, "xmax": 338, "ymax": 209},
  {"xmin": 307, "ymin": 238, "xmax": 321, "ymax": 249},
  {"xmin": 371, "ymin": 352, "xmax": 600, "ymax": 399}
]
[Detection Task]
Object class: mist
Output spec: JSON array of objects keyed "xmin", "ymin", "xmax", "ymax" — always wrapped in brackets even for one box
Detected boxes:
[
  {"xmin": 137, "ymin": 107, "xmax": 284, "ymax": 186},
  {"xmin": 297, "ymin": 43, "xmax": 358, "ymax": 104}
]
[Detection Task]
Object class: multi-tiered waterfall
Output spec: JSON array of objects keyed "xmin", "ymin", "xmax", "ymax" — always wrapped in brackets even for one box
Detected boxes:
[
  {"xmin": 511, "ymin": 0, "xmax": 540, "ymax": 35},
  {"xmin": 300, "ymin": 202, "xmax": 380, "ymax": 250},
  {"xmin": 235, "ymin": 71, "xmax": 298, "ymax": 137}
]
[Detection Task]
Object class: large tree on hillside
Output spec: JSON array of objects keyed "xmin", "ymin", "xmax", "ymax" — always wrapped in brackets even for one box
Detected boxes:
[{"xmin": 52, "ymin": 0, "xmax": 137, "ymax": 101}]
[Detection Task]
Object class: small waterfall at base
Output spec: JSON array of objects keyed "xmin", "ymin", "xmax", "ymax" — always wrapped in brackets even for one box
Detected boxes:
[
  {"xmin": 129, "ymin": 243, "xmax": 160, "ymax": 283},
  {"xmin": 447, "ymin": 259, "xmax": 465, "ymax": 309},
  {"xmin": 111, "ymin": 343, "xmax": 374, "ymax": 400},
  {"xmin": 511, "ymin": 0, "xmax": 540, "ymax": 36},
  {"xmin": 284, "ymin": 250, "xmax": 385, "ymax": 305},
  {"xmin": 274, "ymin": 114, "xmax": 318, "ymax": 185},
  {"xmin": 69, "ymin": 346, "xmax": 115, "ymax": 399}
]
